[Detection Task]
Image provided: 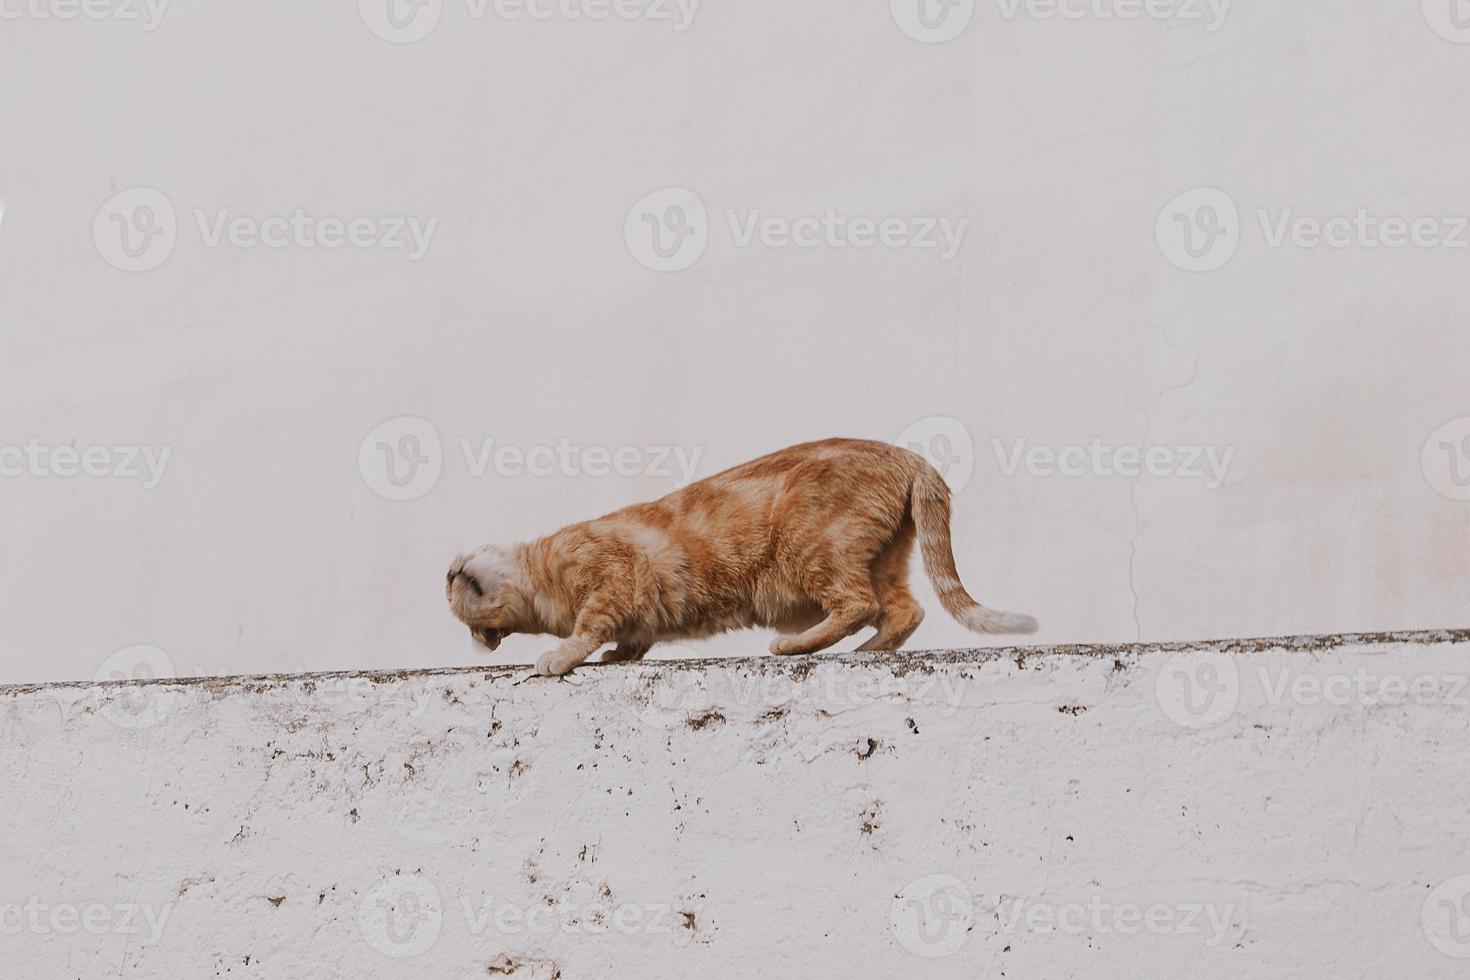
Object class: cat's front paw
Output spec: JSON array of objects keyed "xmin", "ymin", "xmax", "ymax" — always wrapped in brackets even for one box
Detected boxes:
[
  {"xmin": 769, "ymin": 635, "xmax": 802, "ymax": 656},
  {"xmin": 534, "ymin": 648, "xmax": 580, "ymax": 677}
]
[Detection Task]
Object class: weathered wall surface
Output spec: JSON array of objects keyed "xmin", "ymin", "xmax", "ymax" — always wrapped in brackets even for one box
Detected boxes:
[
  {"xmin": 4, "ymin": 0, "xmax": 1470, "ymax": 685},
  {"xmin": 4, "ymin": 630, "xmax": 1470, "ymax": 978}
]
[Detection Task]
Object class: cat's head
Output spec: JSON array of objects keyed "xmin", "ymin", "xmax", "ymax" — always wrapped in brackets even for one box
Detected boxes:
[{"xmin": 445, "ymin": 545, "xmax": 530, "ymax": 650}]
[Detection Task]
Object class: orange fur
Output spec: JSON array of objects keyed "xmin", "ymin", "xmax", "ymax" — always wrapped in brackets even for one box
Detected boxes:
[{"xmin": 446, "ymin": 438, "xmax": 1038, "ymax": 675}]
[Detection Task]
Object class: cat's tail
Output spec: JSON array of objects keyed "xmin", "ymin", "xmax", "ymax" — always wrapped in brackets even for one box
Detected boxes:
[{"xmin": 910, "ymin": 463, "xmax": 1040, "ymax": 636}]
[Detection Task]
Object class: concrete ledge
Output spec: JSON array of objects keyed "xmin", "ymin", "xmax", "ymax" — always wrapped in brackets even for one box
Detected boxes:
[
  {"xmin": 4, "ymin": 629, "xmax": 1470, "ymax": 976},
  {"xmin": 9, "ymin": 626, "xmax": 1469, "ymax": 694}
]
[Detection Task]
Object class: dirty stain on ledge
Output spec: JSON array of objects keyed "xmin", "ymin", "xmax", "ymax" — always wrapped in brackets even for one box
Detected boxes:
[{"xmin": 2, "ymin": 627, "xmax": 1467, "ymax": 696}]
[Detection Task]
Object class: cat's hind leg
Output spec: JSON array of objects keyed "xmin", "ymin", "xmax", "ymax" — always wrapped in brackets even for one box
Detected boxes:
[
  {"xmin": 856, "ymin": 521, "xmax": 925, "ymax": 652},
  {"xmin": 601, "ymin": 641, "xmax": 652, "ymax": 663},
  {"xmin": 769, "ymin": 561, "xmax": 881, "ymax": 656}
]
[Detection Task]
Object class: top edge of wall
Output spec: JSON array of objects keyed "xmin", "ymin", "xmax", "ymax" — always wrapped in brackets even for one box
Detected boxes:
[{"xmin": 4, "ymin": 628, "xmax": 1469, "ymax": 696}]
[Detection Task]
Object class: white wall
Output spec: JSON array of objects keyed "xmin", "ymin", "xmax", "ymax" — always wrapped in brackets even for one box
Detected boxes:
[
  {"xmin": 5, "ymin": 631, "xmax": 1470, "ymax": 976},
  {"xmin": 0, "ymin": 0, "xmax": 1468, "ymax": 684}
]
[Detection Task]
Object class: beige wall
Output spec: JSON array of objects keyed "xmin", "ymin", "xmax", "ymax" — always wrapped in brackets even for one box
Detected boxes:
[
  {"xmin": 7, "ymin": 634, "xmax": 1470, "ymax": 974},
  {"xmin": 0, "ymin": 0, "xmax": 1467, "ymax": 682}
]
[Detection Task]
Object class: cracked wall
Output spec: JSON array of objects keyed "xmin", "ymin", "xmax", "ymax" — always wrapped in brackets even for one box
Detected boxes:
[{"xmin": 3, "ymin": 630, "xmax": 1469, "ymax": 977}]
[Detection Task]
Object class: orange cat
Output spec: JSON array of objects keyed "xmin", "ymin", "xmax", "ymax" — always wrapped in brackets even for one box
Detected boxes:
[{"xmin": 446, "ymin": 438, "xmax": 1037, "ymax": 675}]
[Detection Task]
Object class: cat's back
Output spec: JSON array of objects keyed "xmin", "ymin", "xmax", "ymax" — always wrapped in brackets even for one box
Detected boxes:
[
  {"xmin": 658, "ymin": 438, "xmax": 917, "ymax": 515},
  {"xmin": 701, "ymin": 437, "xmax": 911, "ymax": 485},
  {"xmin": 590, "ymin": 439, "xmax": 918, "ymax": 537}
]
